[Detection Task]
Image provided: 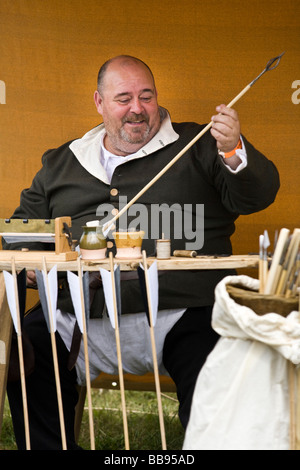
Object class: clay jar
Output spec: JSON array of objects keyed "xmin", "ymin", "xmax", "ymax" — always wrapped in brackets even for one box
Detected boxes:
[
  {"xmin": 112, "ymin": 230, "xmax": 145, "ymax": 259},
  {"xmin": 79, "ymin": 225, "xmax": 107, "ymax": 260}
]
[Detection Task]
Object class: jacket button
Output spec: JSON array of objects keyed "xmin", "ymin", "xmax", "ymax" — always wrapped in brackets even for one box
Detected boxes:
[{"xmin": 110, "ymin": 188, "xmax": 118, "ymax": 196}]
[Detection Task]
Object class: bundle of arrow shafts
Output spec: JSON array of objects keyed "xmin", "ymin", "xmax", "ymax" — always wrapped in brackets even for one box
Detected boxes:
[{"xmin": 259, "ymin": 228, "xmax": 300, "ymax": 298}]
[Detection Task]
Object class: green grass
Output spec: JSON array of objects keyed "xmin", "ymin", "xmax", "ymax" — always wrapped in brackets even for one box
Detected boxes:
[{"xmin": 1, "ymin": 389, "xmax": 185, "ymax": 450}]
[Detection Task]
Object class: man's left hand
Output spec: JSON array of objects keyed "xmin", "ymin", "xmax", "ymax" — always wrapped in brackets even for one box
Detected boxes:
[{"xmin": 210, "ymin": 104, "xmax": 241, "ymax": 153}]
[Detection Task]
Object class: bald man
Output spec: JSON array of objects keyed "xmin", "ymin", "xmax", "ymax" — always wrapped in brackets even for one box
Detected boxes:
[{"xmin": 5, "ymin": 55, "xmax": 279, "ymax": 449}]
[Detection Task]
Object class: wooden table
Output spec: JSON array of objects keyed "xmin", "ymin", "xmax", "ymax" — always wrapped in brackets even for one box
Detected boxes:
[{"xmin": 0, "ymin": 253, "xmax": 259, "ymax": 436}]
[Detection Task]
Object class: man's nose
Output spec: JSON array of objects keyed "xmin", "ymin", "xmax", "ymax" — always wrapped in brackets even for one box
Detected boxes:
[{"xmin": 129, "ymin": 97, "xmax": 144, "ymax": 114}]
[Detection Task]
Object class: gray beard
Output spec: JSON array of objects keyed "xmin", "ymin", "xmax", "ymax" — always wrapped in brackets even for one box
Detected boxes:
[
  {"xmin": 119, "ymin": 124, "xmax": 151, "ymax": 144},
  {"xmin": 104, "ymin": 108, "xmax": 163, "ymax": 155}
]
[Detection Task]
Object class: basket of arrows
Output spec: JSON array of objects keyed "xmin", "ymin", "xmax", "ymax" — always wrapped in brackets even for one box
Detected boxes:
[{"xmin": 227, "ymin": 227, "xmax": 300, "ymax": 317}]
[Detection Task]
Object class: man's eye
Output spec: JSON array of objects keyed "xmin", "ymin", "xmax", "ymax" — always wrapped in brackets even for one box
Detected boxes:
[
  {"xmin": 118, "ymin": 99, "xmax": 130, "ymax": 104},
  {"xmin": 140, "ymin": 96, "xmax": 152, "ymax": 102}
]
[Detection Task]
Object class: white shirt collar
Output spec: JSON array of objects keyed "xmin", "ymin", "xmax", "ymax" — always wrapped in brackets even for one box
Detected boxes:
[{"xmin": 69, "ymin": 107, "xmax": 179, "ymax": 184}]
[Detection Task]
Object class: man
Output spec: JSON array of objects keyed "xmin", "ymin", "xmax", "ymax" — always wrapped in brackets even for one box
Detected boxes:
[{"xmin": 4, "ymin": 55, "xmax": 280, "ymax": 449}]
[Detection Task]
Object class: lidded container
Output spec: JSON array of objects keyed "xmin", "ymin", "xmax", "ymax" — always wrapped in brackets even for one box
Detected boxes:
[{"xmin": 79, "ymin": 220, "xmax": 107, "ymax": 259}]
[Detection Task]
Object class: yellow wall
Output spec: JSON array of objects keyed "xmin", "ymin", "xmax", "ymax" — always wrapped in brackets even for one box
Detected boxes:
[{"xmin": 1, "ymin": 0, "xmax": 299, "ymax": 256}]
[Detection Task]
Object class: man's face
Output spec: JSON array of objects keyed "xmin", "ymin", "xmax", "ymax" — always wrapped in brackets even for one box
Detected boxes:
[{"xmin": 94, "ymin": 59, "xmax": 161, "ymax": 156}]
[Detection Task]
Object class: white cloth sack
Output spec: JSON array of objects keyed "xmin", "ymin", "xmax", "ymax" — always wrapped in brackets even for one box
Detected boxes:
[{"xmin": 183, "ymin": 275, "xmax": 300, "ymax": 450}]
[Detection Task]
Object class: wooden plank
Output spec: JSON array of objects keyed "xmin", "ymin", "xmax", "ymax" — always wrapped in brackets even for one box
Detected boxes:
[
  {"xmin": 0, "ymin": 253, "xmax": 259, "ymax": 272},
  {"xmin": 91, "ymin": 372, "xmax": 176, "ymax": 393},
  {"xmin": 0, "ymin": 273, "xmax": 13, "ymax": 435},
  {"xmin": 0, "ymin": 250, "xmax": 78, "ymax": 264}
]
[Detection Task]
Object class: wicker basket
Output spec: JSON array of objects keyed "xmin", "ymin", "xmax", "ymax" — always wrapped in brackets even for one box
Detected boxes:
[{"xmin": 226, "ymin": 284, "xmax": 299, "ymax": 317}]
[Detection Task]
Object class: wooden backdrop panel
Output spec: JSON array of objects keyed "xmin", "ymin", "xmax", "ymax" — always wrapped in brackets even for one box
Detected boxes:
[{"xmin": 0, "ymin": 0, "xmax": 299, "ymax": 261}]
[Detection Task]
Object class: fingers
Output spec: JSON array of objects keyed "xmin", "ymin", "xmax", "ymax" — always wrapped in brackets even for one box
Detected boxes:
[
  {"xmin": 210, "ymin": 104, "xmax": 241, "ymax": 152},
  {"xmin": 26, "ymin": 270, "xmax": 37, "ymax": 287},
  {"xmin": 213, "ymin": 104, "xmax": 239, "ymax": 121}
]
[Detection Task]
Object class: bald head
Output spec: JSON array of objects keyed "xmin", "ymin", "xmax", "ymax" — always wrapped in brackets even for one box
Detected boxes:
[{"xmin": 97, "ymin": 55, "xmax": 155, "ymax": 95}]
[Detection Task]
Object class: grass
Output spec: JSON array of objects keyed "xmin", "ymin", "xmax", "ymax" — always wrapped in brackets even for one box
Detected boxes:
[{"xmin": 0, "ymin": 389, "xmax": 185, "ymax": 450}]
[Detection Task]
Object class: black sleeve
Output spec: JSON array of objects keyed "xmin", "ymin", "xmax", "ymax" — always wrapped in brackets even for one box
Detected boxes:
[{"xmin": 200, "ymin": 132, "xmax": 280, "ymax": 215}]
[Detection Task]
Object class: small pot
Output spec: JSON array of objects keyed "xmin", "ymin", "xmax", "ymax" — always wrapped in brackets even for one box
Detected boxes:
[
  {"xmin": 112, "ymin": 231, "xmax": 145, "ymax": 259},
  {"xmin": 79, "ymin": 225, "xmax": 107, "ymax": 260}
]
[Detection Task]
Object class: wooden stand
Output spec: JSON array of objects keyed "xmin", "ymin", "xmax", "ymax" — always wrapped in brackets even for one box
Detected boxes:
[
  {"xmin": 0, "ymin": 216, "xmax": 78, "ymax": 262},
  {"xmin": 0, "ymin": 253, "xmax": 260, "ymax": 447}
]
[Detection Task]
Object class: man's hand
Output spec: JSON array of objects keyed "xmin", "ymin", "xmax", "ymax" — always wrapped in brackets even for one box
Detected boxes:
[
  {"xmin": 26, "ymin": 270, "xmax": 37, "ymax": 288},
  {"xmin": 210, "ymin": 104, "xmax": 241, "ymax": 153}
]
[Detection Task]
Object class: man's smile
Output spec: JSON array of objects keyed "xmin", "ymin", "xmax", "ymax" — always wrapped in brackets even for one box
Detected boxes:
[{"xmin": 125, "ymin": 120, "xmax": 146, "ymax": 126}]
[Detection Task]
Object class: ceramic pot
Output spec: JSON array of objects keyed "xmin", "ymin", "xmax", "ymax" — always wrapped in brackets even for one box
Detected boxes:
[
  {"xmin": 112, "ymin": 231, "xmax": 145, "ymax": 259},
  {"xmin": 79, "ymin": 225, "xmax": 107, "ymax": 259}
]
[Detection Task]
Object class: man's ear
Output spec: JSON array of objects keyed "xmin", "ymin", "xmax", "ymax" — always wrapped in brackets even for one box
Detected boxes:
[{"xmin": 94, "ymin": 90, "xmax": 103, "ymax": 114}]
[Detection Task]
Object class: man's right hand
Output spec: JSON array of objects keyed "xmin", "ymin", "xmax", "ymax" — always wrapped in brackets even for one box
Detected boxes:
[{"xmin": 26, "ymin": 270, "xmax": 37, "ymax": 288}]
